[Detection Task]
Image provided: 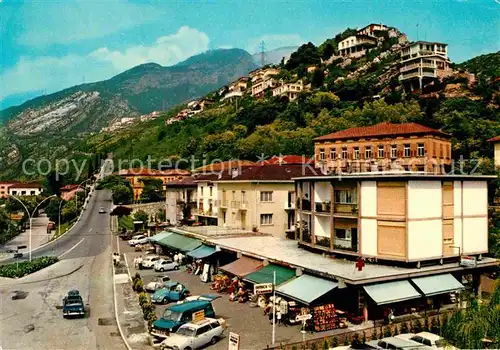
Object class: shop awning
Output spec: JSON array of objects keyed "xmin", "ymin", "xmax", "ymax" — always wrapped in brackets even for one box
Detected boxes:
[
  {"xmin": 244, "ymin": 264, "xmax": 296, "ymax": 286},
  {"xmin": 411, "ymin": 274, "xmax": 464, "ymax": 297},
  {"xmin": 157, "ymin": 232, "xmax": 202, "ymax": 252},
  {"xmin": 149, "ymin": 231, "xmax": 173, "ymax": 244},
  {"xmin": 187, "ymin": 245, "xmax": 217, "ymax": 259},
  {"xmin": 219, "ymin": 256, "xmax": 263, "ymax": 278},
  {"xmin": 276, "ymin": 274, "xmax": 338, "ymax": 305},
  {"xmin": 364, "ymin": 280, "xmax": 421, "ymax": 305}
]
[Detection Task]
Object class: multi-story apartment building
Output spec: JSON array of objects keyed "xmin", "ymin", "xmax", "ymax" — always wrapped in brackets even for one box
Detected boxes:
[
  {"xmin": 222, "ymin": 77, "xmax": 249, "ymax": 101},
  {"xmin": 488, "ymin": 136, "xmax": 500, "ymax": 168},
  {"xmin": 357, "ymin": 23, "xmax": 388, "ymax": 37},
  {"xmin": 338, "ymin": 34, "xmax": 377, "ymax": 58},
  {"xmin": 314, "ymin": 122, "xmax": 452, "ymax": 173},
  {"xmin": 195, "ymin": 175, "xmax": 220, "ymax": 226},
  {"xmin": 119, "ymin": 168, "xmax": 191, "ymax": 201},
  {"xmin": 165, "ymin": 178, "xmax": 198, "ymax": 225},
  {"xmin": 294, "ymin": 173, "xmax": 491, "ymax": 265},
  {"xmin": 399, "ymin": 41, "xmax": 452, "ymax": 89},
  {"xmin": 272, "ymin": 80, "xmax": 305, "ymax": 101},
  {"xmin": 250, "ymin": 67, "xmax": 280, "ymax": 98},
  {"xmin": 194, "ymin": 164, "xmax": 316, "ymax": 237}
]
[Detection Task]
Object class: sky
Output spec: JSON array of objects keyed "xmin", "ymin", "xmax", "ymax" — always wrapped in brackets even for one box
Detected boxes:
[{"xmin": 0, "ymin": 0, "xmax": 499, "ymax": 109}]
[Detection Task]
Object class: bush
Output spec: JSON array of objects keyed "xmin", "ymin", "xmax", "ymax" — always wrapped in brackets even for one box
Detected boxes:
[
  {"xmin": 0, "ymin": 256, "xmax": 59, "ymax": 278},
  {"xmin": 430, "ymin": 317, "xmax": 440, "ymax": 334},
  {"xmin": 371, "ymin": 328, "xmax": 378, "ymax": 341},
  {"xmin": 310, "ymin": 342, "xmax": 318, "ymax": 350},
  {"xmin": 331, "ymin": 337, "xmax": 338, "ymax": 347},
  {"xmin": 393, "ymin": 325, "xmax": 399, "ymax": 335},
  {"xmin": 384, "ymin": 326, "xmax": 392, "ymax": 337},
  {"xmin": 351, "ymin": 333, "xmax": 361, "ymax": 346},
  {"xmin": 138, "ymin": 292, "xmax": 149, "ymax": 308},
  {"xmin": 133, "ymin": 279, "xmax": 144, "ymax": 293},
  {"xmin": 322, "ymin": 339, "xmax": 329, "ymax": 350},
  {"xmin": 412, "ymin": 319, "xmax": 423, "ymax": 333},
  {"xmin": 400, "ymin": 322, "xmax": 409, "ymax": 334},
  {"xmin": 362, "ymin": 331, "xmax": 367, "ymax": 344},
  {"xmin": 343, "ymin": 336, "xmax": 349, "ymax": 345}
]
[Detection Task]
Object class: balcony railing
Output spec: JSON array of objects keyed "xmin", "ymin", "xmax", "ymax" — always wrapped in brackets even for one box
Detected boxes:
[
  {"xmin": 334, "ymin": 203, "xmax": 359, "ymax": 215},
  {"xmin": 230, "ymin": 200, "xmax": 248, "ymax": 210},
  {"xmin": 316, "ymin": 236, "xmax": 331, "ymax": 248},
  {"xmin": 315, "ymin": 202, "xmax": 331, "ymax": 213}
]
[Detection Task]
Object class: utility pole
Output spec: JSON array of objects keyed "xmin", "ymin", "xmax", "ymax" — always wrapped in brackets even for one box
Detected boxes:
[{"xmin": 259, "ymin": 41, "xmax": 266, "ymax": 67}]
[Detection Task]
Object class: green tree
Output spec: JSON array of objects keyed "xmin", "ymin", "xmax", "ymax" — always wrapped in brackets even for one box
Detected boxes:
[
  {"xmin": 133, "ymin": 210, "xmax": 149, "ymax": 225},
  {"xmin": 112, "ymin": 184, "xmax": 133, "ymax": 205},
  {"xmin": 311, "ymin": 68, "xmax": 325, "ymax": 89},
  {"xmin": 285, "ymin": 42, "xmax": 321, "ymax": 71},
  {"xmin": 61, "ymin": 200, "xmax": 79, "ymax": 222},
  {"xmin": 139, "ymin": 178, "xmax": 163, "ymax": 203},
  {"xmin": 44, "ymin": 197, "xmax": 63, "ymax": 222}
]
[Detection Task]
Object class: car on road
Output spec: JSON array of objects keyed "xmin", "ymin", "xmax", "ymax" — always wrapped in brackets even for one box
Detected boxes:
[
  {"xmin": 98, "ymin": 207, "xmax": 106, "ymax": 213},
  {"xmin": 151, "ymin": 300, "xmax": 216, "ymax": 339},
  {"xmin": 145, "ymin": 275, "xmax": 171, "ymax": 292},
  {"xmin": 154, "ymin": 258, "xmax": 179, "ymax": 272},
  {"xmin": 176, "ymin": 294, "xmax": 220, "ymax": 304},
  {"xmin": 159, "ymin": 317, "xmax": 225, "ymax": 350},
  {"xmin": 151, "ymin": 282, "xmax": 190, "ymax": 304},
  {"xmin": 62, "ymin": 290, "xmax": 85, "ymax": 318},
  {"xmin": 141, "ymin": 255, "xmax": 161, "ymax": 268},
  {"xmin": 128, "ymin": 234, "xmax": 148, "ymax": 246}
]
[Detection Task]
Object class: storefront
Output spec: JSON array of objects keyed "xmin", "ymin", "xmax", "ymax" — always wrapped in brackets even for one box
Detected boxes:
[{"xmin": 243, "ymin": 264, "xmax": 296, "ymax": 286}]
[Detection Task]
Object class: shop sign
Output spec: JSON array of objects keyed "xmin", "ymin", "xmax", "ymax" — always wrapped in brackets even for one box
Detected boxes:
[
  {"xmin": 192, "ymin": 310, "xmax": 204, "ymax": 323},
  {"xmin": 228, "ymin": 332, "xmax": 240, "ymax": 350},
  {"xmin": 254, "ymin": 283, "xmax": 273, "ymax": 295},
  {"xmin": 460, "ymin": 256, "xmax": 477, "ymax": 268},
  {"xmin": 9, "ymin": 213, "xmax": 23, "ymax": 221},
  {"xmin": 295, "ymin": 313, "xmax": 312, "ymax": 322}
]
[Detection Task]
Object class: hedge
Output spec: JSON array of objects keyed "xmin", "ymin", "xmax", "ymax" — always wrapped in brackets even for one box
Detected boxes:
[{"xmin": 0, "ymin": 256, "xmax": 59, "ymax": 278}]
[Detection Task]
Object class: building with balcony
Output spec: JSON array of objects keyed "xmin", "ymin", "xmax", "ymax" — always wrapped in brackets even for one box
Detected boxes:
[
  {"xmin": 488, "ymin": 136, "xmax": 500, "ymax": 168},
  {"xmin": 165, "ymin": 178, "xmax": 198, "ymax": 225},
  {"xmin": 119, "ymin": 168, "xmax": 191, "ymax": 201},
  {"xmin": 7, "ymin": 182, "xmax": 43, "ymax": 197},
  {"xmin": 272, "ymin": 80, "xmax": 305, "ymax": 101},
  {"xmin": 250, "ymin": 67, "xmax": 280, "ymax": 98},
  {"xmin": 338, "ymin": 34, "xmax": 377, "ymax": 58},
  {"xmin": 314, "ymin": 122, "xmax": 452, "ymax": 173},
  {"xmin": 399, "ymin": 41, "xmax": 452, "ymax": 90},
  {"xmin": 195, "ymin": 175, "xmax": 220, "ymax": 226},
  {"xmin": 294, "ymin": 173, "xmax": 491, "ymax": 265},
  {"xmin": 194, "ymin": 164, "xmax": 317, "ymax": 237},
  {"xmin": 222, "ymin": 77, "xmax": 249, "ymax": 101},
  {"xmin": 357, "ymin": 23, "xmax": 389, "ymax": 37}
]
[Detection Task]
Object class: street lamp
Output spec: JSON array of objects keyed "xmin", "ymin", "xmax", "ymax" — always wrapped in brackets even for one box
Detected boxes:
[
  {"xmin": 8, "ymin": 194, "xmax": 57, "ymax": 261},
  {"xmin": 75, "ymin": 178, "xmax": 92, "ymax": 207}
]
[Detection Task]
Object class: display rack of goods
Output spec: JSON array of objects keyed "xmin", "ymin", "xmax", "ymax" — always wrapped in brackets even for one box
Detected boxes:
[{"xmin": 313, "ymin": 303, "xmax": 338, "ymax": 331}]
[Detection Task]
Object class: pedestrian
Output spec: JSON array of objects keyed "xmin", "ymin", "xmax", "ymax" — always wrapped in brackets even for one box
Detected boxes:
[{"xmin": 276, "ymin": 310, "xmax": 282, "ymax": 326}]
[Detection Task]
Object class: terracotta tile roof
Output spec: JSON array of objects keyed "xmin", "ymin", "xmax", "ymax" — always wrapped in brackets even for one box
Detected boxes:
[
  {"xmin": 119, "ymin": 168, "xmax": 191, "ymax": 176},
  {"xmin": 194, "ymin": 160, "xmax": 256, "ymax": 173},
  {"xmin": 260, "ymin": 155, "xmax": 313, "ymax": 165},
  {"xmin": 488, "ymin": 136, "xmax": 500, "ymax": 143},
  {"xmin": 8, "ymin": 182, "xmax": 43, "ymax": 189},
  {"xmin": 165, "ymin": 177, "xmax": 198, "ymax": 187},
  {"xmin": 60, "ymin": 184, "xmax": 81, "ymax": 191},
  {"xmin": 197, "ymin": 164, "xmax": 320, "ymax": 182},
  {"xmin": 314, "ymin": 122, "xmax": 449, "ymax": 141}
]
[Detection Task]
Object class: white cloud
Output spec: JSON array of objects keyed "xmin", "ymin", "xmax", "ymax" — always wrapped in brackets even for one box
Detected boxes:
[
  {"xmin": 0, "ymin": 27, "xmax": 210, "ymax": 103},
  {"xmin": 246, "ymin": 34, "xmax": 305, "ymax": 54},
  {"xmin": 17, "ymin": 0, "xmax": 164, "ymax": 47}
]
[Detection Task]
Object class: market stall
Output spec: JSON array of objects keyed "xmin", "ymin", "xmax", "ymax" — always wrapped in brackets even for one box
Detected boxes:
[{"xmin": 214, "ymin": 256, "xmax": 263, "ymax": 294}]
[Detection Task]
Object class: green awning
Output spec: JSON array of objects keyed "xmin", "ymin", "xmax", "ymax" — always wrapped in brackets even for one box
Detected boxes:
[
  {"xmin": 411, "ymin": 274, "xmax": 464, "ymax": 297},
  {"xmin": 244, "ymin": 264, "xmax": 296, "ymax": 286},
  {"xmin": 157, "ymin": 232, "xmax": 202, "ymax": 252},
  {"xmin": 187, "ymin": 245, "xmax": 217, "ymax": 259},
  {"xmin": 276, "ymin": 274, "xmax": 338, "ymax": 305},
  {"xmin": 364, "ymin": 280, "xmax": 421, "ymax": 305},
  {"xmin": 149, "ymin": 231, "xmax": 173, "ymax": 244}
]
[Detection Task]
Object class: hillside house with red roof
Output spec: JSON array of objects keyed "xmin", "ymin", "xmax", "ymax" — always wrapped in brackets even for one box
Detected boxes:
[
  {"xmin": 7, "ymin": 182, "xmax": 43, "ymax": 197},
  {"xmin": 314, "ymin": 122, "xmax": 452, "ymax": 173}
]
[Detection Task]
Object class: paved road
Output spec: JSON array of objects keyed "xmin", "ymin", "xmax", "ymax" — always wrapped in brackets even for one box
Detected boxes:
[{"xmin": 0, "ymin": 189, "xmax": 124, "ymax": 350}]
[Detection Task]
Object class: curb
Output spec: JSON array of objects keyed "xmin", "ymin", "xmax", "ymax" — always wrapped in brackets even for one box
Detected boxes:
[
  {"xmin": 112, "ymin": 252, "xmax": 133, "ymax": 350},
  {"xmin": 1, "ymin": 263, "xmax": 84, "ymax": 286}
]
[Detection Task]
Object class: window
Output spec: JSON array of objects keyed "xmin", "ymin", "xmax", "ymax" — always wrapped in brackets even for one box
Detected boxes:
[
  {"xmin": 260, "ymin": 214, "xmax": 273, "ymax": 225},
  {"xmin": 12, "ymin": 191, "xmax": 17, "ymax": 195},
  {"xmin": 30, "ymin": 191, "xmax": 35, "ymax": 195},
  {"xmin": 404, "ymin": 144, "xmax": 411, "ymax": 157},
  {"xmin": 365, "ymin": 147, "xmax": 372, "ymax": 159},
  {"xmin": 341, "ymin": 148, "xmax": 348, "ymax": 159},
  {"xmin": 334, "ymin": 190, "xmax": 355, "ymax": 204},
  {"xmin": 21, "ymin": 191, "xmax": 26, "ymax": 195},
  {"xmin": 201, "ymin": 187, "xmax": 204, "ymax": 196},
  {"xmin": 390, "ymin": 145, "xmax": 397, "ymax": 159},
  {"xmin": 232, "ymin": 191, "xmax": 236, "ymax": 200},
  {"xmin": 330, "ymin": 148, "xmax": 337, "ymax": 160},
  {"xmin": 378, "ymin": 145, "xmax": 385, "ymax": 158},
  {"xmin": 209, "ymin": 186, "xmax": 213, "ymax": 196},
  {"xmin": 335, "ymin": 229, "xmax": 351, "ymax": 240},
  {"xmin": 260, "ymin": 191, "xmax": 273, "ymax": 202},
  {"xmin": 353, "ymin": 147, "xmax": 360, "ymax": 160},
  {"xmin": 319, "ymin": 148, "xmax": 325, "ymax": 161},
  {"xmin": 196, "ymin": 325, "xmax": 211, "ymax": 336},
  {"xmin": 417, "ymin": 143, "xmax": 425, "ymax": 157},
  {"xmin": 241, "ymin": 191, "xmax": 246, "ymax": 202}
]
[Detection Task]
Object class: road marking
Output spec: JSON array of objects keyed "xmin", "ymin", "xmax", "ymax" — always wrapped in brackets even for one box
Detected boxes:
[{"xmin": 58, "ymin": 238, "xmax": 85, "ymax": 258}]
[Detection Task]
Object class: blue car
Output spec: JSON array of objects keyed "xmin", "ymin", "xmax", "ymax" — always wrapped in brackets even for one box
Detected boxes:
[{"xmin": 151, "ymin": 282, "xmax": 190, "ymax": 304}]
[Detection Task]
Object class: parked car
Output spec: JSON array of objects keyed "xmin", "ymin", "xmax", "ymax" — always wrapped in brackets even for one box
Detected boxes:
[
  {"xmin": 159, "ymin": 317, "xmax": 225, "ymax": 350},
  {"xmin": 98, "ymin": 207, "xmax": 106, "ymax": 213},
  {"xmin": 141, "ymin": 255, "xmax": 161, "ymax": 268},
  {"xmin": 410, "ymin": 332, "xmax": 455, "ymax": 349},
  {"xmin": 151, "ymin": 300, "xmax": 216, "ymax": 338},
  {"xmin": 151, "ymin": 282, "xmax": 190, "ymax": 304},
  {"xmin": 366, "ymin": 336, "xmax": 432, "ymax": 349},
  {"xmin": 154, "ymin": 258, "xmax": 179, "ymax": 272},
  {"xmin": 128, "ymin": 235, "xmax": 148, "ymax": 246},
  {"xmin": 145, "ymin": 275, "xmax": 171, "ymax": 293},
  {"xmin": 62, "ymin": 290, "xmax": 85, "ymax": 318},
  {"xmin": 176, "ymin": 294, "xmax": 220, "ymax": 304}
]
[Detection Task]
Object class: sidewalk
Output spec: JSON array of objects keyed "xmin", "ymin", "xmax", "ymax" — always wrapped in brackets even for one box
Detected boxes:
[{"xmin": 0, "ymin": 215, "xmax": 51, "ymax": 260}]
